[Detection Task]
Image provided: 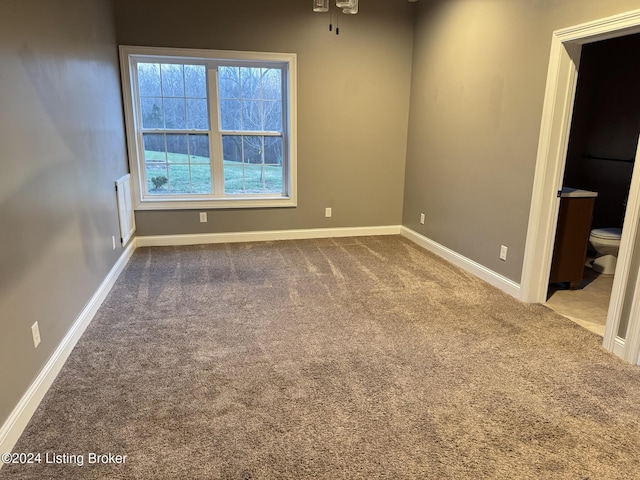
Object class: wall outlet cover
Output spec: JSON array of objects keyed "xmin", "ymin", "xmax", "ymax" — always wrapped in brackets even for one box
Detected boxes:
[{"xmin": 31, "ymin": 322, "xmax": 41, "ymax": 348}]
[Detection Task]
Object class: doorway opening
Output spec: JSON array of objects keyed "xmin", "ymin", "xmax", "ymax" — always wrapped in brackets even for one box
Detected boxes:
[
  {"xmin": 521, "ymin": 8, "xmax": 640, "ymax": 364},
  {"xmin": 545, "ymin": 34, "xmax": 640, "ymax": 338}
]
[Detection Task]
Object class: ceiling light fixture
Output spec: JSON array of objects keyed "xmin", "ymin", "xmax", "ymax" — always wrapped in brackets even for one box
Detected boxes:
[{"xmin": 313, "ymin": 0, "xmax": 359, "ymax": 35}]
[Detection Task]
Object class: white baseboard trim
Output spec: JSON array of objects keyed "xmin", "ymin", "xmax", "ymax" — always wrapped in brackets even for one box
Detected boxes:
[
  {"xmin": 136, "ymin": 225, "xmax": 402, "ymax": 247},
  {"xmin": 0, "ymin": 240, "xmax": 137, "ymax": 462},
  {"xmin": 400, "ymin": 227, "xmax": 521, "ymax": 299}
]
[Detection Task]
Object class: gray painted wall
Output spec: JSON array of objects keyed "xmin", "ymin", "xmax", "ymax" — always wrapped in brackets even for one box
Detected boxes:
[
  {"xmin": 403, "ymin": 0, "xmax": 640, "ymax": 283},
  {"xmin": 113, "ymin": 0, "xmax": 415, "ymax": 236},
  {"xmin": 0, "ymin": 0, "xmax": 128, "ymax": 426}
]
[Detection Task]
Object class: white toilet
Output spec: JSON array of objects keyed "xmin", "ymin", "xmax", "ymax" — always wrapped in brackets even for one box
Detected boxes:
[{"xmin": 589, "ymin": 227, "xmax": 622, "ymax": 274}]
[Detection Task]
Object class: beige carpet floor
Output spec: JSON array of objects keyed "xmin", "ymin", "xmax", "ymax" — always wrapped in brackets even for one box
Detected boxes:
[{"xmin": 2, "ymin": 236, "xmax": 640, "ymax": 479}]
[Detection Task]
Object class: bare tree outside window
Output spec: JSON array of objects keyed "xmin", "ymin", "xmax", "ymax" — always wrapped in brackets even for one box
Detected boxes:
[{"xmin": 218, "ymin": 66, "xmax": 284, "ymax": 194}]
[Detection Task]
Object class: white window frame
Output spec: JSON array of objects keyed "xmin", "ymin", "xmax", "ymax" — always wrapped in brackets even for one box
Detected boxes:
[{"xmin": 119, "ymin": 45, "xmax": 297, "ymax": 210}]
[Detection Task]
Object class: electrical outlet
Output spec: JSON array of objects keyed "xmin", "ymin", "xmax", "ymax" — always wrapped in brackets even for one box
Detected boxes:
[
  {"xmin": 199, "ymin": 212, "xmax": 208, "ymax": 223},
  {"xmin": 112, "ymin": 235, "xmax": 116, "ymax": 250},
  {"xmin": 420, "ymin": 213, "xmax": 425, "ymax": 225},
  {"xmin": 500, "ymin": 245, "xmax": 508, "ymax": 261},
  {"xmin": 31, "ymin": 322, "xmax": 41, "ymax": 348},
  {"xmin": 325, "ymin": 207, "xmax": 332, "ymax": 218}
]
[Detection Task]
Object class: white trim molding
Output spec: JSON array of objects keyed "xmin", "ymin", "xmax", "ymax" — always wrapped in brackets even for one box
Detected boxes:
[
  {"xmin": 520, "ymin": 36, "xmax": 581, "ymax": 304},
  {"xmin": 137, "ymin": 225, "xmax": 402, "ymax": 247},
  {"xmin": 0, "ymin": 241, "xmax": 137, "ymax": 461},
  {"xmin": 613, "ymin": 336, "xmax": 626, "ymax": 360},
  {"xmin": 400, "ymin": 227, "xmax": 521, "ymax": 299},
  {"xmin": 603, "ymin": 135, "xmax": 640, "ymax": 358}
]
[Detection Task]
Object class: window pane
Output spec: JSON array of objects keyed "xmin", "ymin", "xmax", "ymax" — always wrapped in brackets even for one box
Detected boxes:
[
  {"xmin": 243, "ymin": 136, "xmax": 262, "ymax": 165},
  {"xmin": 166, "ymin": 134, "xmax": 188, "ymax": 162},
  {"xmin": 138, "ymin": 63, "xmax": 161, "ymax": 97},
  {"xmin": 189, "ymin": 135, "xmax": 210, "ymax": 163},
  {"xmin": 223, "ymin": 163, "xmax": 244, "ymax": 194},
  {"xmin": 220, "ymin": 99, "xmax": 241, "ymax": 130},
  {"xmin": 222, "ymin": 135, "xmax": 243, "ymax": 193},
  {"xmin": 222, "ymin": 135, "xmax": 242, "ymax": 162},
  {"xmin": 144, "ymin": 133, "xmax": 167, "ymax": 195},
  {"xmin": 222, "ymin": 135, "xmax": 283, "ymax": 194},
  {"xmin": 143, "ymin": 133, "xmax": 166, "ymax": 162},
  {"xmin": 167, "ymin": 164, "xmax": 190, "ymax": 194},
  {"xmin": 264, "ymin": 136, "xmax": 283, "ymax": 166},
  {"xmin": 184, "ymin": 65, "xmax": 206, "ymax": 98},
  {"xmin": 262, "ymin": 69, "xmax": 282, "ymax": 101},
  {"xmin": 187, "ymin": 98, "xmax": 209, "ymax": 129},
  {"xmin": 161, "ymin": 64, "xmax": 184, "ymax": 97},
  {"xmin": 242, "ymin": 100, "xmax": 262, "ymax": 131},
  {"xmin": 240, "ymin": 67, "xmax": 261, "ymax": 100},
  {"xmin": 146, "ymin": 163, "xmax": 169, "ymax": 195},
  {"xmin": 219, "ymin": 67, "xmax": 284, "ymax": 133},
  {"xmin": 243, "ymin": 168, "xmax": 265, "ymax": 193},
  {"xmin": 141, "ymin": 97, "xmax": 164, "ymax": 129},
  {"xmin": 262, "ymin": 136, "xmax": 283, "ymax": 193},
  {"xmin": 218, "ymin": 66, "xmax": 240, "ymax": 99},
  {"xmin": 263, "ymin": 100, "xmax": 282, "ymax": 131},
  {"xmin": 144, "ymin": 133, "xmax": 211, "ymax": 195},
  {"xmin": 262, "ymin": 164, "xmax": 283, "ymax": 193},
  {"xmin": 243, "ymin": 136, "xmax": 270, "ymax": 193},
  {"xmin": 164, "ymin": 98, "xmax": 186, "ymax": 129},
  {"xmin": 190, "ymin": 164, "xmax": 212, "ymax": 194}
]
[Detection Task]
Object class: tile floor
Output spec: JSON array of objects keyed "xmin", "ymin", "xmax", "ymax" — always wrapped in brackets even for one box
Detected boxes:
[{"xmin": 545, "ymin": 266, "xmax": 614, "ymax": 336}]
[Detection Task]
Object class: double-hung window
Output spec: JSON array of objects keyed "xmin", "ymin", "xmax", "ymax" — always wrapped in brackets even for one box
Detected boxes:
[{"xmin": 119, "ymin": 46, "xmax": 297, "ymax": 209}]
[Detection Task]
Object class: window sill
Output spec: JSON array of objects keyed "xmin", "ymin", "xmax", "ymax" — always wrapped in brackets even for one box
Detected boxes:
[{"xmin": 135, "ymin": 196, "xmax": 296, "ymax": 211}]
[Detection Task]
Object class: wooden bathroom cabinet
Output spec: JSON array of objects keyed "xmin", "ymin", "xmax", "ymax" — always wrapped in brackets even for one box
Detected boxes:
[{"xmin": 549, "ymin": 189, "xmax": 597, "ymax": 289}]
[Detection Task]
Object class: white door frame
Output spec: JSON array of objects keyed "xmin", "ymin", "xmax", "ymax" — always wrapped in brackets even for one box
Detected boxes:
[{"xmin": 520, "ymin": 8, "xmax": 640, "ymax": 364}]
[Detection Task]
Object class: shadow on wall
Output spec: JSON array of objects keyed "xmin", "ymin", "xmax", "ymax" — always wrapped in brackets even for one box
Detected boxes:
[
  {"xmin": 563, "ymin": 33, "xmax": 640, "ymax": 230},
  {"xmin": 0, "ymin": 45, "xmax": 120, "ymax": 298}
]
